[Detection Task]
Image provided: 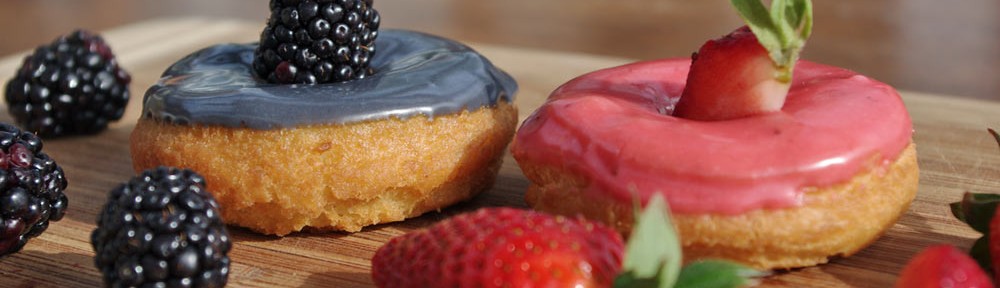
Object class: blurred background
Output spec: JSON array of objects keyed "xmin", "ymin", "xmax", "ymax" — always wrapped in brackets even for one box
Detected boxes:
[{"xmin": 0, "ymin": 0, "xmax": 997, "ymax": 101}]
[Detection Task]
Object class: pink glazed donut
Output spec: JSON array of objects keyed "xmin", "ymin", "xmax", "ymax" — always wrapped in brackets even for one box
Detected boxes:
[{"xmin": 510, "ymin": 59, "xmax": 918, "ymax": 269}]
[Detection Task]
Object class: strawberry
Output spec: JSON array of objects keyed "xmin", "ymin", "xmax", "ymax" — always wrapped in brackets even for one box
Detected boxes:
[
  {"xmin": 950, "ymin": 129, "xmax": 1000, "ymax": 282},
  {"xmin": 371, "ymin": 195, "xmax": 764, "ymax": 288},
  {"xmin": 673, "ymin": 26, "xmax": 788, "ymax": 121},
  {"xmin": 991, "ymin": 208, "xmax": 1000, "ymax": 283},
  {"xmin": 895, "ymin": 245, "xmax": 993, "ymax": 288},
  {"xmin": 371, "ymin": 207, "xmax": 625, "ymax": 287},
  {"xmin": 674, "ymin": 0, "xmax": 813, "ymax": 121},
  {"xmin": 991, "ymin": 128, "xmax": 1000, "ymax": 283}
]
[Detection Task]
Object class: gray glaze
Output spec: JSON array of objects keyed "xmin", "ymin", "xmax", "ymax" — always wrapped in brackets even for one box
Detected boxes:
[{"xmin": 142, "ymin": 30, "xmax": 517, "ymax": 129}]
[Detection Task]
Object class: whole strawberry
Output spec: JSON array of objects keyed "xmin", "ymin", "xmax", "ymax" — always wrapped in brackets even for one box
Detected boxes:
[
  {"xmin": 372, "ymin": 195, "xmax": 763, "ymax": 288},
  {"xmin": 989, "ymin": 129, "xmax": 1000, "ymax": 284},
  {"xmin": 895, "ymin": 245, "xmax": 993, "ymax": 288},
  {"xmin": 990, "ymin": 208, "xmax": 1000, "ymax": 283},
  {"xmin": 950, "ymin": 129, "xmax": 1000, "ymax": 281},
  {"xmin": 372, "ymin": 207, "xmax": 625, "ymax": 287}
]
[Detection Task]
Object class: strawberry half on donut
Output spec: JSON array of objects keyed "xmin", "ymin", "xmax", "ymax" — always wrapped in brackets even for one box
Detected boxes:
[
  {"xmin": 674, "ymin": 0, "xmax": 812, "ymax": 121},
  {"xmin": 511, "ymin": 0, "xmax": 917, "ymax": 270}
]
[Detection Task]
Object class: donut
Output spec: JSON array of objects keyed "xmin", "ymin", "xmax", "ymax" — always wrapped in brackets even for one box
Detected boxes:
[
  {"xmin": 509, "ymin": 59, "xmax": 917, "ymax": 269},
  {"xmin": 130, "ymin": 30, "xmax": 518, "ymax": 235}
]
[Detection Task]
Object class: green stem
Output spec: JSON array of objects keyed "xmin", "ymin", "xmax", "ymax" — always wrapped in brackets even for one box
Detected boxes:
[{"xmin": 729, "ymin": 0, "xmax": 813, "ymax": 71}]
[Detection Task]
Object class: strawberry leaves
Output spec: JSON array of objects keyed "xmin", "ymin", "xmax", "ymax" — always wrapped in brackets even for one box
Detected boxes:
[
  {"xmin": 614, "ymin": 194, "xmax": 765, "ymax": 288},
  {"xmin": 949, "ymin": 128, "xmax": 1000, "ymax": 275},
  {"xmin": 950, "ymin": 192, "xmax": 1000, "ymax": 271},
  {"xmin": 676, "ymin": 260, "xmax": 766, "ymax": 288},
  {"xmin": 952, "ymin": 192, "xmax": 1000, "ymax": 234},
  {"xmin": 990, "ymin": 128, "xmax": 1000, "ymax": 149},
  {"xmin": 730, "ymin": 0, "xmax": 813, "ymax": 82},
  {"xmin": 615, "ymin": 194, "xmax": 682, "ymax": 287}
]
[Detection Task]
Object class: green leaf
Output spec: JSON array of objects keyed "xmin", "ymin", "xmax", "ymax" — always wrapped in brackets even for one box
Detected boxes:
[
  {"xmin": 951, "ymin": 192, "xmax": 1000, "ymax": 233},
  {"xmin": 949, "ymin": 191, "xmax": 1000, "ymax": 276},
  {"xmin": 770, "ymin": 0, "xmax": 793, "ymax": 45},
  {"xmin": 951, "ymin": 201, "xmax": 969, "ymax": 223},
  {"xmin": 613, "ymin": 270, "xmax": 664, "ymax": 288},
  {"xmin": 783, "ymin": 0, "xmax": 801, "ymax": 31},
  {"xmin": 971, "ymin": 236, "xmax": 994, "ymax": 275},
  {"xmin": 612, "ymin": 194, "xmax": 766, "ymax": 288},
  {"xmin": 675, "ymin": 260, "xmax": 769, "ymax": 288},
  {"xmin": 730, "ymin": 0, "xmax": 783, "ymax": 63},
  {"xmin": 729, "ymin": 0, "xmax": 813, "ymax": 76},
  {"xmin": 990, "ymin": 128, "xmax": 1000, "ymax": 151},
  {"xmin": 793, "ymin": 0, "xmax": 814, "ymax": 40},
  {"xmin": 947, "ymin": 129, "xmax": 1000, "ymax": 277},
  {"xmin": 614, "ymin": 194, "xmax": 681, "ymax": 288}
]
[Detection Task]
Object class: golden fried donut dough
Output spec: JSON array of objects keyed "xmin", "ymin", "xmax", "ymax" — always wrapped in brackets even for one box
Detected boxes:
[
  {"xmin": 131, "ymin": 102, "xmax": 517, "ymax": 235},
  {"xmin": 521, "ymin": 143, "xmax": 918, "ymax": 269}
]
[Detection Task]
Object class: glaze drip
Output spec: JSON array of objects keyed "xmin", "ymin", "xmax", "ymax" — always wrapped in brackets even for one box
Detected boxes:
[{"xmin": 142, "ymin": 30, "xmax": 517, "ymax": 129}]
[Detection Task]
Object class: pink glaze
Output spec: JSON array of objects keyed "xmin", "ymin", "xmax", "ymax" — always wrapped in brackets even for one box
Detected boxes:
[{"xmin": 511, "ymin": 59, "xmax": 913, "ymax": 214}]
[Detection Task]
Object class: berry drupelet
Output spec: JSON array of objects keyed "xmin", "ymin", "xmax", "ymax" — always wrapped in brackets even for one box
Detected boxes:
[
  {"xmin": 0, "ymin": 123, "xmax": 68, "ymax": 256},
  {"xmin": 253, "ymin": 0, "xmax": 381, "ymax": 84},
  {"xmin": 4, "ymin": 29, "xmax": 131, "ymax": 138},
  {"xmin": 91, "ymin": 167, "xmax": 231, "ymax": 288}
]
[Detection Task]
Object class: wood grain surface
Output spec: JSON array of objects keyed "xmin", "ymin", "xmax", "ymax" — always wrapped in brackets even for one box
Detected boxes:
[
  {"xmin": 3, "ymin": 0, "xmax": 1000, "ymax": 102},
  {"xmin": 0, "ymin": 18, "xmax": 998, "ymax": 287}
]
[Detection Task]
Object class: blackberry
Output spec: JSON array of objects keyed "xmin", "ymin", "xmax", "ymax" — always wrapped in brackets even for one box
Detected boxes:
[
  {"xmin": 0, "ymin": 123, "xmax": 68, "ymax": 256},
  {"xmin": 91, "ymin": 167, "xmax": 231, "ymax": 288},
  {"xmin": 4, "ymin": 29, "xmax": 131, "ymax": 138},
  {"xmin": 253, "ymin": 0, "xmax": 381, "ymax": 84}
]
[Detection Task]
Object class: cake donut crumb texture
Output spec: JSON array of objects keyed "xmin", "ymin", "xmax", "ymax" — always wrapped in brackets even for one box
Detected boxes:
[
  {"xmin": 131, "ymin": 28, "xmax": 518, "ymax": 235},
  {"xmin": 523, "ymin": 144, "xmax": 918, "ymax": 269},
  {"xmin": 132, "ymin": 101, "xmax": 516, "ymax": 235}
]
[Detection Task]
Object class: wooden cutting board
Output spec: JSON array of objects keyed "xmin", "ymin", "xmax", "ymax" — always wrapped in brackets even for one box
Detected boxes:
[{"xmin": 0, "ymin": 18, "xmax": 998, "ymax": 287}]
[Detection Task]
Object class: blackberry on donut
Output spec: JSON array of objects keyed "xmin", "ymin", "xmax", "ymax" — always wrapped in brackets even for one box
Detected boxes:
[
  {"xmin": 253, "ymin": 0, "xmax": 380, "ymax": 84},
  {"xmin": 131, "ymin": 1, "xmax": 518, "ymax": 235}
]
